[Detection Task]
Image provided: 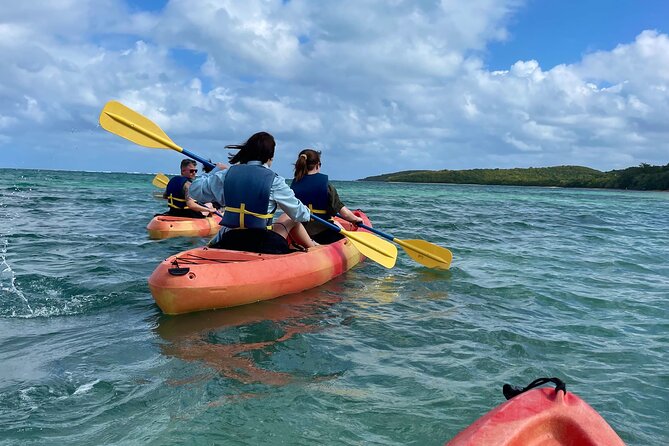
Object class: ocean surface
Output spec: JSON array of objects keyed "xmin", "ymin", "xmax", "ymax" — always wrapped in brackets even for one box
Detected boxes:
[{"xmin": 1, "ymin": 168, "xmax": 667, "ymax": 445}]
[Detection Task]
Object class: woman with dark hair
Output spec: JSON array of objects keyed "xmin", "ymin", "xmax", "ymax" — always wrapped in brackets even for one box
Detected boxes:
[
  {"xmin": 278, "ymin": 148, "xmax": 363, "ymax": 245},
  {"xmin": 189, "ymin": 132, "xmax": 316, "ymax": 254}
]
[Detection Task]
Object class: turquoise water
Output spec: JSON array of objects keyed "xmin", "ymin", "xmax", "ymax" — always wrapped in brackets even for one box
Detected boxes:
[{"xmin": 1, "ymin": 168, "xmax": 667, "ymax": 445}]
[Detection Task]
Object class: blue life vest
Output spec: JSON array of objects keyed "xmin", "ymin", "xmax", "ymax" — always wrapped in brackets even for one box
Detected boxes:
[
  {"xmin": 291, "ymin": 173, "xmax": 330, "ymax": 218},
  {"xmin": 165, "ymin": 176, "xmax": 190, "ymax": 210},
  {"xmin": 221, "ymin": 164, "xmax": 276, "ymax": 229}
]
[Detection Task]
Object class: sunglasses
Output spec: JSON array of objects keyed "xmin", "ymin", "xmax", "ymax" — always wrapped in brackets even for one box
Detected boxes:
[{"xmin": 189, "ymin": 169, "xmax": 198, "ymax": 173}]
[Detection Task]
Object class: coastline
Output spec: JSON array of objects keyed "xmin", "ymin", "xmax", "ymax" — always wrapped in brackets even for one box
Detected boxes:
[
  {"xmin": 359, "ymin": 164, "xmax": 669, "ymax": 191},
  {"xmin": 356, "ymin": 179, "xmax": 669, "ymax": 193}
]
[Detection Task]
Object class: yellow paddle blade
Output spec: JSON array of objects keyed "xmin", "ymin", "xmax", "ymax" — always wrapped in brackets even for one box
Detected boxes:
[
  {"xmin": 341, "ymin": 229, "xmax": 397, "ymax": 269},
  {"xmin": 397, "ymin": 239, "xmax": 452, "ymax": 270},
  {"xmin": 152, "ymin": 173, "xmax": 169, "ymax": 188},
  {"xmin": 99, "ymin": 101, "xmax": 183, "ymax": 152}
]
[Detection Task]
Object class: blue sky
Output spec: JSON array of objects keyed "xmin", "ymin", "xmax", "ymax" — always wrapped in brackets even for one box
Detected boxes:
[
  {"xmin": 485, "ymin": 0, "xmax": 669, "ymax": 69},
  {"xmin": 1, "ymin": 0, "xmax": 668, "ymax": 180}
]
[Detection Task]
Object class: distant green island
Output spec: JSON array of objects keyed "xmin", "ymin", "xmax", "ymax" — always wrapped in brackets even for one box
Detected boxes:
[{"xmin": 360, "ymin": 163, "xmax": 669, "ymax": 191}]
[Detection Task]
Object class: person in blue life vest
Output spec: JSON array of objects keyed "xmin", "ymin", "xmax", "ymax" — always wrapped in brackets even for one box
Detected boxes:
[
  {"xmin": 189, "ymin": 132, "xmax": 316, "ymax": 254},
  {"xmin": 277, "ymin": 148, "xmax": 364, "ymax": 245},
  {"xmin": 162, "ymin": 159, "xmax": 214, "ymax": 218}
]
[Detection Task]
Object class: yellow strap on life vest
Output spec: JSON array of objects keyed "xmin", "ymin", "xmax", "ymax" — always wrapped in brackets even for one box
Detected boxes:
[
  {"xmin": 307, "ymin": 204, "xmax": 327, "ymax": 214},
  {"xmin": 224, "ymin": 203, "xmax": 274, "ymax": 229},
  {"xmin": 167, "ymin": 194, "xmax": 190, "ymax": 209}
]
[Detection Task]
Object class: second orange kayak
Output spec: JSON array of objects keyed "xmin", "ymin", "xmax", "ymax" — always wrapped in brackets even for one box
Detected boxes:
[
  {"xmin": 146, "ymin": 214, "xmax": 222, "ymax": 239},
  {"xmin": 148, "ymin": 211, "xmax": 371, "ymax": 314},
  {"xmin": 446, "ymin": 378, "xmax": 625, "ymax": 446}
]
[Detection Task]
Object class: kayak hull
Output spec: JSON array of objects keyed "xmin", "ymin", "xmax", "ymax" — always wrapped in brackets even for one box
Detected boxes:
[
  {"xmin": 446, "ymin": 388, "xmax": 625, "ymax": 446},
  {"xmin": 148, "ymin": 211, "xmax": 371, "ymax": 314},
  {"xmin": 146, "ymin": 214, "xmax": 222, "ymax": 239}
]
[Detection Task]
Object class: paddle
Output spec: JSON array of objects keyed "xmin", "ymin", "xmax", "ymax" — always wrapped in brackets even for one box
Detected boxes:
[
  {"xmin": 99, "ymin": 101, "xmax": 215, "ymax": 170},
  {"xmin": 337, "ymin": 214, "xmax": 452, "ymax": 269},
  {"xmin": 152, "ymin": 173, "xmax": 169, "ymax": 188},
  {"xmin": 310, "ymin": 214, "xmax": 397, "ymax": 269},
  {"xmin": 99, "ymin": 100, "xmax": 396, "ymax": 268}
]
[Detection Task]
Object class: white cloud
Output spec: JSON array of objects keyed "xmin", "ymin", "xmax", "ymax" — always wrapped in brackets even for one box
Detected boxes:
[
  {"xmin": 0, "ymin": 115, "xmax": 19, "ymax": 130},
  {"xmin": 504, "ymin": 133, "xmax": 540, "ymax": 152},
  {"xmin": 577, "ymin": 30, "xmax": 669, "ymax": 85},
  {"xmin": 0, "ymin": 0, "xmax": 667, "ymax": 179}
]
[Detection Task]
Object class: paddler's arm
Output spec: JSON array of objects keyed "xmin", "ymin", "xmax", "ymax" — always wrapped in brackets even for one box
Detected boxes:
[
  {"xmin": 337, "ymin": 206, "xmax": 364, "ymax": 224},
  {"xmin": 190, "ymin": 163, "xmax": 228, "ymax": 206},
  {"xmin": 270, "ymin": 175, "xmax": 311, "ymax": 222},
  {"xmin": 328, "ymin": 184, "xmax": 363, "ymax": 224},
  {"xmin": 183, "ymin": 182, "xmax": 214, "ymax": 214}
]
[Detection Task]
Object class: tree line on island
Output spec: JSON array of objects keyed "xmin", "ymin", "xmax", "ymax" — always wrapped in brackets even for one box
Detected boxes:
[{"xmin": 360, "ymin": 163, "xmax": 669, "ymax": 191}]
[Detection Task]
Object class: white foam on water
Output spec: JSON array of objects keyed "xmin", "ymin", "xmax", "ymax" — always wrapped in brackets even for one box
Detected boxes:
[
  {"xmin": 73, "ymin": 379, "xmax": 101, "ymax": 396},
  {"xmin": 0, "ymin": 238, "xmax": 34, "ymax": 316},
  {"xmin": 18, "ymin": 387, "xmax": 40, "ymax": 411}
]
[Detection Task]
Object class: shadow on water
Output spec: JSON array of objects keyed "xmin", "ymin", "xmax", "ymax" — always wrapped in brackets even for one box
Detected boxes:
[{"xmin": 154, "ymin": 286, "xmax": 346, "ymax": 387}]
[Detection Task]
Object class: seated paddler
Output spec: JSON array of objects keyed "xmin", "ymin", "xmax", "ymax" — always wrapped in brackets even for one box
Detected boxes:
[
  {"xmin": 163, "ymin": 159, "xmax": 214, "ymax": 218},
  {"xmin": 189, "ymin": 132, "xmax": 317, "ymax": 254},
  {"xmin": 277, "ymin": 148, "xmax": 363, "ymax": 245}
]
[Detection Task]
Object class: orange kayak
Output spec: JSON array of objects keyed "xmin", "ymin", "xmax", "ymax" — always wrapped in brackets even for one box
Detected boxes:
[
  {"xmin": 148, "ymin": 211, "xmax": 371, "ymax": 314},
  {"xmin": 446, "ymin": 379, "xmax": 625, "ymax": 446},
  {"xmin": 146, "ymin": 213, "xmax": 222, "ymax": 239}
]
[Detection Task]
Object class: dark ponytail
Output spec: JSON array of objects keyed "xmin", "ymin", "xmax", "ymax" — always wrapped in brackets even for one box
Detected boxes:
[{"xmin": 294, "ymin": 149, "xmax": 321, "ymax": 181}]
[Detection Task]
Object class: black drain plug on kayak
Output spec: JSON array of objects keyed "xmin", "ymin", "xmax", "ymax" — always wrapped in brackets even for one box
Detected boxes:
[{"xmin": 168, "ymin": 267, "xmax": 190, "ymax": 276}]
